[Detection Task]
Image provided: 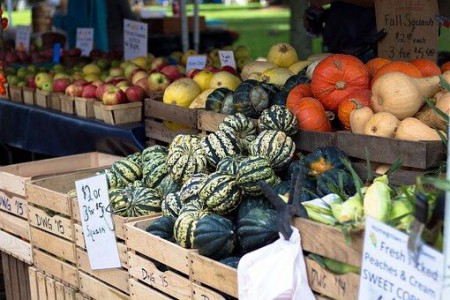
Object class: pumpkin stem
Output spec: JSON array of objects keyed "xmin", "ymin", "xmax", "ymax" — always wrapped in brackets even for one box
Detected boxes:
[
  {"xmin": 350, "ymin": 99, "xmax": 363, "ymax": 109},
  {"xmin": 335, "ymin": 81, "xmax": 346, "ymax": 90},
  {"xmin": 279, "ymin": 44, "xmax": 288, "ymax": 53},
  {"xmin": 326, "ymin": 111, "xmax": 335, "ymax": 121}
]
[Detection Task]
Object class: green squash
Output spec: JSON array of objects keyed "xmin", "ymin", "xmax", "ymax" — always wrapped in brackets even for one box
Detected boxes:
[
  {"xmin": 236, "ymin": 156, "xmax": 278, "ymax": 195},
  {"xmin": 174, "ymin": 211, "xmax": 210, "ymax": 248},
  {"xmin": 146, "ymin": 216, "xmax": 176, "ymax": 242},
  {"xmin": 237, "ymin": 195, "xmax": 274, "ymax": 220},
  {"xmin": 269, "ymin": 89, "xmax": 289, "ymax": 107},
  {"xmin": 216, "ymin": 155, "xmax": 245, "ymax": 176},
  {"xmin": 142, "ymin": 158, "xmax": 168, "ymax": 189},
  {"xmin": 125, "ymin": 152, "xmax": 142, "ymax": 167},
  {"xmin": 250, "ymin": 130, "xmax": 295, "ymax": 171},
  {"xmin": 112, "ymin": 159, "xmax": 143, "ymax": 185},
  {"xmin": 205, "ymin": 87, "xmax": 233, "ymax": 113},
  {"xmin": 260, "ymin": 82, "xmax": 279, "ymax": 101},
  {"xmin": 316, "ymin": 168, "xmax": 355, "ymax": 197},
  {"xmin": 221, "ymin": 93, "xmax": 236, "ymax": 115},
  {"xmin": 161, "ymin": 192, "xmax": 183, "ymax": 218},
  {"xmin": 258, "ymin": 105, "xmax": 298, "ymax": 136},
  {"xmin": 194, "ymin": 214, "xmax": 236, "ymax": 259},
  {"xmin": 201, "ymin": 130, "xmax": 242, "ymax": 169},
  {"xmin": 302, "ymin": 146, "xmax": 348, "ymax": 178},
  {"xmin": 141, "ymin": 145, "xmax": 168, "ymax": 165},
  {"xmin": 179, "ymin": 173, "xmax": 208, "ymax": 204},
  {"xmin": 218, "ymin": 113, "xmax": 257, "ymax": 152},
  {"xmin": 233, "ymin": 80, "xmax": 270, "ymax": 118},
  {"xmin": 156, "ymin": 175, "xmax": 180, "ymax": 199},
  {"xmin": 237, "ymin": 207, "xmax": 278, "ymax": 252},
  {"xmin": 199, "ymin": 171, "xmax": 242, "ymax": 215},
  {"xmin": 282, "ymin": 70, "xmax": 311, "ymax": 92}
]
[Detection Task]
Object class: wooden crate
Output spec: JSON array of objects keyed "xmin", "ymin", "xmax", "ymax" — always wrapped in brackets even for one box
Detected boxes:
[
  {"xmin": 61, "ymin": 95, "xmax": 76, "ymax": 115},
  {"xmin": 23, "ymin": 87, "xmax": 35, "ymax": 105},
  {"xmin": 5, "ymin": 83, "xmax": 10, "ymax": 100},
  {"xmin": 33, "ymin": 248, "xmax": 79, "ymax": 288},
  {"xmin": 93, "ymin": 101, "xmax": 104, "ymax": 120},
  {"xmin": 294, "ymin": 130, "xmax": 337, "ymax": 153},
  {"xmin": 49, "ymin": 92, "xmax": 62, "ymax": 111},
  {"xmin": 9, "ymin": 86, "xmax": 23, "ymax": 103},
  {"xmin": 78, "ymin": 271, "xmax": 129, "ymax": 300},
  {"xmin": 75, "ymin": 97, "xmax": 95, "ymax": 118},
  {"xmin": 103, "ymin": 102, "xmax": 143, "ymax": 125},
  {"xmin": 29, "ymin": 267, "xmax": 79, "ymax": 300},
  {"xmin": 129, "ymin": 278, "xmax": 175, "ymax": 300},
  {"xmin": 145, "ymin": 98, "xmax": 198, "ymax": 145},
  {"xmin": 1, "ymin": 252, "xmax": 31, "ymax": 300},
  {"xmin": 196, "ymin": 110, "xmax": 227, "ymax": 134},
  {"xmin": 147, "ymin": 91, "xmax": 164, "ymax": 102},
  {"xmin": 35, "ymin": 90, "xmax": 51, "ymax": 108}
]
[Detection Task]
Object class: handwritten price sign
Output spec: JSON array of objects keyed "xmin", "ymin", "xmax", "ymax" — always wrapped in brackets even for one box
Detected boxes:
[
  {"xmin": 124, "ymin": 19, "xmax": 148, "ymax": 60},
  {"xmin": 186, "ymin": 55, "xmax": 207, "ymax": 72},
  {"xmin": 76, "ymin": 28, "xmax": 94, "ymax": 57},
  {"xmin": 75, "ymin": 174, "xmax": 121, "ymax": 270},
  {"xmin": 15, "ymin": 26, "xmax": 31, "ymax": 52},
  {"xmin": 219, "ymin": 50, "xmax": 236, "ymax": 69}
]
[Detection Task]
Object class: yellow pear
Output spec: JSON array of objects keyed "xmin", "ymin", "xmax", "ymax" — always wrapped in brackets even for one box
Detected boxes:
[
  {"xmin": 163, "ymin": 78, "xmax": 201, "ymax": 107},
  {"xmin": 193, "ymin": 70, "xmax": 214, "ymax": 91},
  {"xmin": 267, "ymin": 43, "xmax": 298, "ymax": 68},
  {"xmin": 209, "ymin": 71, "xmax": 242, "ymax": 91}
]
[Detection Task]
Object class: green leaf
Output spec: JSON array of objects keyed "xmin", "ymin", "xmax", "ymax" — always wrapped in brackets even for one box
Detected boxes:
[
  {"xmin": 364, "ymin": 148, "xmax": 373, "ymax": 182},
  {"xmin": 340, "ymin": 157, "xmax": 364, "ymax": 202},
  {"xmin": 419, "ymin": 176, "xmax": 450, "ymax": 191},
  {"xmin": 385, "ymin": 158, "xmax": 404, "ymax": 177},
  {"xmin": 440, "ymin": 75, "xmax": 450, "ymax": 92}
]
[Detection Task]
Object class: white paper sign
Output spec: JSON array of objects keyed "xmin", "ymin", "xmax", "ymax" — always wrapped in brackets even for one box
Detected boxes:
[
  {"xmin": 76, "ymin": 28, "xmax": 94, "ymax": 57},
  {"xmin": 359, "ymin": 217, "xmax": 443, "ymax": 300},
  {"xmin": 123, "ymin": 19, "xmax": 148, "ymax": 60},
  {"xmin": 75, "ymin": 174, "xmax": 121, "ymax": 270},
  {"xmin": 186, "ymin": 55, "xmax": 207, "ymax": 72},
  {"xmin": 219, "ymin": 50, "xmax": 236, "ymax": 69},
  {"xmin": 15, "ymin": 26, "xmax": 31, "ymax": 52}
]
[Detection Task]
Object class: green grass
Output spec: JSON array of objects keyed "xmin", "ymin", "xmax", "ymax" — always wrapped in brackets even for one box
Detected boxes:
[{"xmin": 9, "ymin": 5, "xmax": 450, "ymax": 59}]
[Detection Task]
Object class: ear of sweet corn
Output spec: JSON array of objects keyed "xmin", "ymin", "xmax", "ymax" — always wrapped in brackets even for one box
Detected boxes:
[{"xmin": 363, "ymin": 175, "xmax": 392, "ymax": 222}]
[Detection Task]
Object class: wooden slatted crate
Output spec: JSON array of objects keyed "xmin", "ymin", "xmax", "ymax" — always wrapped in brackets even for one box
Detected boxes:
[
  {"xmin": 60, "ymin": 94, "xmax": 76, "ymax": 115},
  {"xmin": 126, "ymin": 219, "xmax": 226, "ymax": 300},
  {"xmin": 78, "ymin": 271, "xmax": 129, "ymax": 300},
  {"xmin": 0, "ymin": 152, "xmax": 121, "ymax": 264},
  {"xmin": 35, "ymin": 90, "xmax": 51, "ymax": 108},
  {"xmin": 145, "ymin": 98, "xmax": 198, "ymax": 145},
  {"xmin": 49, "ymin": 92, "xmax": 62, "ymax": 111},
  {"xmin": 29, "ymin": 267, "xmax": 79, "ymax": 300},
  {"xmin": 9, "ymin": 86, "xmax": 23, "ymax": 103},
  {"xmin": 23, "ymin": 87, "xmax": 35, "ymax": 105},
  {"xmin": 103, "ymin": 102, "xmax": 143, "ymax": 125},
  {"xmin": 1, "ymin": 252, "xmax": 31, "ymax": 300}
]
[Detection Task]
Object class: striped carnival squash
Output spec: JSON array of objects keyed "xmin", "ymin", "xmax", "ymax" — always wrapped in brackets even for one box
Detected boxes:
[
  {"xmin": 112, "ymin": 159, "xmax": 143, "ymax": 185},
  {"xmin": 141, "ymin": 145, "xmax": 168, "ymax": 164},
  {"xmin": 194, "ymin": 214, "xmax": 236, "ymax": 259},
  {"xmin": 233, "ymin": 80, "xmax": 270, "ymax": 118},
  {"xmin": 218, "ymin": 113, "xmax": 257, "ymax": 152},
  {"xmin": 199, "ymin": 171, "xmax": 242, "ymax": 215},
  {"xmin": 237, "ymin": 207, "xmax": 278, "ymax": 252},
  {"xmin": 250, "ymin": 130, "xmax": 295, "ymax": 171},
  {"xmin": 179, "ymin": 197, "xmax": 206, "ymax": 215},
  {"xmin": 161, "ymin": 192, "xmax": 184, "ymax": 218},
  {"xmin": 179, "ymin": 173, "xmax": 209, "ymax": 204},
  {"xmin": 142, "ymin": 155, "xmax": 168, "ymax": 189},
  {"xmin": 236, "ymin": 156, "xmax": 278, "ymax": 195},
  {"xmin": 146, "ymin": 216, "xmax": 176, "ymax": 242},
  {"xmin": 166, "ymin": 135, "xmax": 208, "ymax": 185},
  {"xmin": 98, "ymin": 168, "xmax": 122, "ymax": 189},
  {"xmin": 174, "ymin": 211, "xmax": 210, "ymax": 248},
  {"xmin": 132, "ymin": 180, "xmax": 145, "ymax": 188},
  {"xmin": 201, "ymin": 130, "xmax": 243, "ymax": 169},
  {"xmin": 108, "ymin": 187, "xmax": 129, "ymax": 214},
  {"xmin": 156, "ymin": 175, "xmax": 180, "ymax": 199},
  {"xmin": 110, "ymin": 186, "xmax": 162, "ymax": 217},
  {"xmin": 126, "ymin": 152, "xmax": 143, "ymax": 168},
  {"xmin": 258, "ymin": 105, "xmax": 298, "ymax": 136},
  {"xmin": 216, "ymin": 155, "xmax": 245, "ymax": 176}
]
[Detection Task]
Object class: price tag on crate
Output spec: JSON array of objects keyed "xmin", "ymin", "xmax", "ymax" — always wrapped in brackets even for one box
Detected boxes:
[
  {"xmin": 124, "ymin": 19, "xmax": 148, "ymax": 60},
  {"xmin": 219, "ymin": 50, "xmax": 236, "ymax": 69},
  {"xmin": 15, "ymin": 25, "xmax": 31, "ymax": 52},
  {"xmin": 359, "ymin": 217, "xmax": 443, "ymax": 300},
  {"xmin": 76, "ymin": 28, "xmax": 94, "ymax": 57},
  {"xmin": 75, "ymin": 174, "xmax": 121, "ymax": 270},
  {"xmin": 186, "ymin": 55, "xmax": 207, "ymax": 72}
]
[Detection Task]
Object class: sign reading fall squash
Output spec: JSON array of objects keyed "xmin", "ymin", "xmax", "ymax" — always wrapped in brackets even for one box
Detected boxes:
[{"xmin": 375, "ymin": 0, "xmax": 439, "ymax": 61}]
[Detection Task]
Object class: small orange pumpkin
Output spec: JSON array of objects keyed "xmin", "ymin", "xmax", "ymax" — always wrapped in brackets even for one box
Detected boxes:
[
  {"xmin": 337, "ymin": 89, "xmax": 372, "ymax": 129},
  {"xmin": 291, "ymin": 97, "xmax": 332, "ymax": 132},
  {"xmin": 286, "ymin": 83, "xmax": 312, "ymax": 113},
  {"xmin": 410, "ymin": 58, "xmax": 441, "ymax": 77},
  {"xmin": 441, "ymin": 62, "xmax": 450, "ymax": 74},
  {"xmin": 365, "ymin": 58, "xmax": 391, "ymax": 80},
  {"xmin": 311, "ymin": 54, "xmax": 370, "ymax": 112},
  {"xmin": 372, "ymin": 61, "xmax": 422, "ymax": 86}
]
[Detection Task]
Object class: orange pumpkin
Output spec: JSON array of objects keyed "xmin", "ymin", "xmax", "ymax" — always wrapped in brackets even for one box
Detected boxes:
[
  {"xmin": 311, "ymin": 54, "xmax": 370, "ymax": 112},
  {"xmin": 441, "ymin": 62, "xmax": 450, "ymax": 74},
  {"xmin": 291, "ymin": 97, "xmax": 332, "ymax": 132},
  {"xmin": 410, "ymin": 58, "xmax": 441, "ymax": 77},
  {"xmin": 337, "ymin": 89, "xmax": 372, "ymax": 129},
  {"xmin": 365, "ymin": 58, "xmax": 390, "ymax": 80},
  {"xmin": 372, "ymin": 61, "xmax": 422, "ymax": 85},
  {"xmin": 286, "ymin": 83, "xmax": 312, "ymax": 113}
]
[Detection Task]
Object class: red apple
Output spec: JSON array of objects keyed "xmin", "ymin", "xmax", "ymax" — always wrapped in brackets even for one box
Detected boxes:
[
  {"xmin": 220, "ymin": 65, "xmax": 238, "ymax": 76},
  {"xmin": 73, "ymin": 79, "xmax": 90, "ymax": 87},
  {"xmin": 131, "ymin": 70, "xmax": 148, "ymax": 85},
  {"xmin": 28, "ymin": 77, "xmax": 37, "ymax": 89},
  {"xmin": 65, "ymin": 84, "xmax": 84, "ymax": 97},
  {"xmin": 150, "ymin": 57, "xmax": 168, "ymax": 71},
  {"xmin": 160, "ymin": 65, "xmax": 182, "ymax": 82},
  {"xmin": 129, "ymin": 68, "xmax": 145, "ymax": 81},
  {"xmin": 186, "ymin": 68, "xmax": 201, "ymax": 79},
  {"xmin": 204, "ymin": 65, "xmax": 220, "ymax": 74},
  {"xmin": 82, "ymin": 84, "xmax": 98, "ymax": 98},
  {"xmin": 102, "ymin": 86, "xmax": 127, "ymax": 105},
  {"xmin": 126, "ymin": 85, "xmax": 145, "ymax": 102},
  {"xmin": 53, "ymin": 78, "xmax": 71, "ymax": 93},
  {"xmin": 107, "ymin": 77, "xmax": 127, "ymax": 86},
  {"xmin": 96, "ymin": 83, "xmax": 113, "ymax": 100},
  {"xmin": 134, "ymin": 77, "xmax": 150, "ymax": 94},
  {"xmin": 147, "ymin": 72, "xmax": 170, "ymax": 92}
]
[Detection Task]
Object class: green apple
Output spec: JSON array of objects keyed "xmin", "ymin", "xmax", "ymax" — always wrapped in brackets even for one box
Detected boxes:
[
  {"xmin": 41, "ymin": 81, "xmax": 53, "ymax": 92},
  {"xmin": 35, "ymin": 72, "xmax": 53, "ymax": 89},
  {"xmin": 7, "ymin": 75, "xmax": 19, "ymax": 86},
  {"xmin": 52, "ymin": 64, "xmax": 65, "ymax": 73},
  {"xmin": 17, "ymin": 81, "xmax": 27, "ymax": 88},
  {"xmin": 82, "ymin": 64, "xmax": 101, "ymax": 76},
  {"xmin": 17, "ymin": 67, "xmax": 28, "ymax": 79},
  {"xmin": 27, "ymin": 64, "xmax": 37, "ymax": 73},
  {"xmin": 110, "ymin": 59, "xmax": 122, "ymax": 68},
  {"xmin": 54, "ymin": 73, "xmax": 71, "ymax": 80},
  {"xmin": 124, "ymin": 64, "xmax": 140, "ymax": 79},
  {"xmin": 96, "ymin": 58, "xmax": 109, "ymax": 70}
]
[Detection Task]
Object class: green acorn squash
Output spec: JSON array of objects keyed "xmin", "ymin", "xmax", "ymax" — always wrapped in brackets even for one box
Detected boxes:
[
  {"xmin": 237, "ymin": 207, "xmax": 278, "ymax": 252},
  {"xmin": 233, "ymin": 80, "xmax": 270, "ymax": 118},
  {"xmin": 146, "ymin": 216, "xmax": 176, "ymax": 242},
  {"xmin": 316, "ymin": 168, "xmax": 356, "ymax": 197},
  {"xmin": 218, "ymin": 113, "xmax": 257, "ymax": 152},
  {"xmin": 302, "ymin": 146, "xmax": 348, "ymax": 178},
  {"xmin": 205, "ymin": 87, "xmax": 233, "ymax": 113}
]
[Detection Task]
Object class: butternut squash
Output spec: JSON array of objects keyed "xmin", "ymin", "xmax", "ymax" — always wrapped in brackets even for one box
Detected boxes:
[
  {"xmin": 371, "ymin": 71, "xmax": 450, "ymax": 120},
  {"xmin": 414, "ymin": 91, "xmax": 450, "ymax": 130},
  {"xmin": 395, "ymin": 117, "xmax": 443, "ymax": 141},
  {"xmin": 363, "ymin": 112, "xmax": 400, "ymax": 138},
  {"xmin": 350, "ymin": 106, "xmax": 373, "ymax": 134}
]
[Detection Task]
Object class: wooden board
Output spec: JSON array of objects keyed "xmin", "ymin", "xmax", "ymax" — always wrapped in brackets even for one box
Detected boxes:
[
  {"xmin": 29, "ymin": 267, "xmax": 39, "ymax": 300},
  {"xmin": 35, "ymin": 90, "xmax": 50, "ymax": 108},
  {"xmin": 76, "ymin": 248, "xmax": 129, "ymax": 294},
  {"xmin": 33, "ymin": 249, "xmax": 78, "ymax": 287},
  {"xmin": 128, "ymin": 252, "xmax": 191, "ymax": 299},
  {"xmin": 293, "ymin": 218, "xmax": 363, "ymax": 267},
  {"xmin": 49, "ymin": 92, "xmax": 62, "ymax": 111},
  {"xmin": 9, "ymin": 86, "xmax": 23, "ymax": 103},
  {"xmin": 37, "ymin": 271, "xmax": 47, "ymax": 300},
  {"xmin": 30, "ymin": 227, "xmax": 77, "ymax": 263},
  {"xmin": 352, "ymin": 162, "xmax": 425, "ymax": 186},
  {"xmin": 60, "ymin": 95, "xmax": 76, "ymax": 115},
  {"xmin": 46, "ymin": 276, "xmax": 56, "ymax": 300},
  {"xmin": 125, "ymin": 219, "xmax": 193, "ymax": 275},
  {"xmin": 74, "ymin": 97, "xmax": 95, "ymax": 118},
  {"xmin": 0, "ymin": 210, "xmax": 30, "ymax": 239},
  {"xmin": 78, "ymin": 271, "xmax": 129, "ymax": 300},
  {"xmin": 337, "ymin": 131, "xmax": 445, "ymax": 169},
  {"xmin": 0, "ymin": 230, "xmax": 33, "ymax": 263},
  {"xmin": 191, "ymin": 282, "xmax": 227, "ymax": 300},
  {"xmin": 145, "ymin": 99, "xmax": 197, "ymax": 127},
  {"xmin": 196, "ymin": 110, "xmax": 227, "ymax": 132},
  {"xmin": 1, "ymin": 252, "xmax": 31, "ymax": 300},
  {"xmin": 145, "ymin": 119, "xmax": 199, "ymax": 145},
  {"xmin": 294, "ymin": 130, "xmax": 337, "ymax": 153},
  {"xmin": 29, "ymin": 205, "xmax": 75, "ymax": 241},
  {"xmin": 0, "ymin": 191, "xmax": 28, "ymax": 219},
  {"xmin": 0, "ymin": 152, "xmax": 121, "ymax": 197},
  {"xmin": 189, "ymin": 252, "xmax": 238, "ymax": 298},
  {"xmin": 306, "ymin": 257, "xmax": 359, "ymax": 300},
  {"xmin": 23, "ymin": 87, "xmax": 35, "ymax": 105},
  {"xmin": 129, "ymin": 278, "xmax": 174, "ymax": 300},
  {"xmin": 103, "ymin": 102, "xmax": 142, "ymax": 125}
]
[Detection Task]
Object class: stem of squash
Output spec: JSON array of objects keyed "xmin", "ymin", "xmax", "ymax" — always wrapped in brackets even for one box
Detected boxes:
[
  {"xmin": 335, "ymin": 81, "xmax": 346, "ymax": 90},
  {"xmin": 326, "ymin": 111, "xmax": 335, "ymax": 121}
]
